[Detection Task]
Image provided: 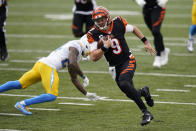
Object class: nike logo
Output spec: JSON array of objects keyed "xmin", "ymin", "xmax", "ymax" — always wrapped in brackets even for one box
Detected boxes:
[{"xmin": 147, "ymin": 116, "xmax": 151, "ymax": 122}]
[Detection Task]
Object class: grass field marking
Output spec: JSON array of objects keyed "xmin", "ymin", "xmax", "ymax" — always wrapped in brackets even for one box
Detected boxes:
[
  {"xmin": 7, "ymin": 49, "xmax": 196, "ymax": 57},
  {"xmin": 0, "ymin": 129, "xmax": 30, "ymax": 131},
  {"xmin": 184, "ymin": 85, "xmax": 196, "ymax": 88},
  {"xmin": 44, "ymin": 12, "xmax": 191, "ymax": 20},
  {"xmin": 58, "ymin": 102, "xmax": 94, "ymax": 106},
  {"xmin": 155, "ymin": 101, "xmax": 196, "ymax": 106},
  {"xmin": 7, "ymin": 21, "xmax": 190, "ymax": 29},
  {"xmin": 0, "ymin": 113, "xmax": 24, "ymax": 116},
  {"xmin": 1, "ymin": 67, "xmax": 196, "ymax": 78},
  {"xmin": 156, "ymin": 89, "xmax": 190, "ymax": 92},
  {"xmin": 6, "ymin": 34, "xmax": 189, "ymax": 42},
  {"xmin": 28, "ymin": 107, "xmax": 60, "ymax": 111},
  {"xmin": 0, "ymin": 64, "xmax": 9, "ymax": 66},
  {"xmin": 1, "ymin": 93, "xmax": 196, "ymax": 106}
]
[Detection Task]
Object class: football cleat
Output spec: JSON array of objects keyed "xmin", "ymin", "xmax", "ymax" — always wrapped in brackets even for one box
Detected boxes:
[
  {"xmin": 161, "ymin": 48, "xmax": 170, "ymax": 66},
  {"xmin": 153, "ymin": 56, "xmax": 161, "ymax": 68},
  {"xmin": 15, "ymin": 102, "xmax": 32, "ymax": 115},
  {"xmin": 141, "ymin": 111, "xmax": 153, "ymax": 126},
  {"xmin": 1, "ymin": 52, "xmax": 8, "ymax": 61},
  {"xmin": 187, "ymin": 39, "xmax": 194, "ymax": 53},
  {"xmin": 141, "ymin": 86, "xmax": 154, "ymax": 107}
]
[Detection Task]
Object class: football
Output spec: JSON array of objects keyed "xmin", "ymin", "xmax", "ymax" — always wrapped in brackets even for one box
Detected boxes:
[{"xmin": 97, "ymin": 35, "xmax": 114, "ymax": 49}]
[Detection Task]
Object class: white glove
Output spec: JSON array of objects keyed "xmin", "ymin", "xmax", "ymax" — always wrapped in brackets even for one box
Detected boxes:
[
  {"xmin": 157, "ymin": 0, "xmax": 168, "ymax": 8},
  {"xmin": 82, "ymin": 55, "xmax": 90, "ymax": 61},
  {"xmin": 135, "ymin": 0, "xmax": 146, "ymax": 7},
  {"xmin": 109, "ymin": 66, "xmax": 116, "ymax": 80},
  {"xmin": 86, "ymin": 92, "xmax": 99, "ymax": 101},
  {"xmin": 82, "ymin": 75, "xmax": 89, "ymax": 87}
]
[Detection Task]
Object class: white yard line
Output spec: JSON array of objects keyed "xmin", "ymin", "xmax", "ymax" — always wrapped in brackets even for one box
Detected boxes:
[
  {"xmin": 7, "ymin": 22, "xmax": 190, "ymax": 29},
  {"xmin": 0, "ymin": 67, "xmax": 196, "ymax": 78},
  {"xmin": 28, "ymin": 108, "xmax": 60, "ymax": 111},
  {"xmin": 0, "ymin": 64, "xmax": 9, "ymax": 66},
  {"xmin": 6, "ymin": 34, "xmax": 188, "ymax": 42},
  {"xmin": 156, "ymin": 89, "xmax": 190, "ymax": 92},
  {"xmin": 58, "ymin": 102, "xmax": 93, "ymax": 106},
  {"xmin": 184, "ymin": 85, "xmax": 196, "ymax": 88},
  {"xmin": 8, "ymin": 11, "xmax": 191, "ymax": 18},
  {"xmin": 0, "ymin": 113, "xmax": 24, "ymax": 116},
  {"xmin": 0, "ymin": 93, "xmax": 195, "ymax": 106},
  {"xmin": 0, "ymin": 129, "xmax": 30, "ymax": 131}
]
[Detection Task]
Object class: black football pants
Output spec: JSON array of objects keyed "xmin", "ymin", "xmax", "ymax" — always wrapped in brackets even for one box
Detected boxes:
[
  {"xmin": 115, "ymin": 57, "xmax": 147, "ymax": 112},
  {"xmin": 72, "ymin": 13, "xmax": 94, "ymax": 37},
  {"xmin": 0, "ymin": 4, "xmax": 8, "ymax": 60},
  {"xmin": 143, "ymin": 6, "xmax": 166, "ymax": 56}
]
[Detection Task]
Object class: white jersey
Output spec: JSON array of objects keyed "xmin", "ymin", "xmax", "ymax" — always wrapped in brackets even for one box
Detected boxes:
[{"xmin": 39, "ymin": 40, "xmax": 82, "ymax": 71}]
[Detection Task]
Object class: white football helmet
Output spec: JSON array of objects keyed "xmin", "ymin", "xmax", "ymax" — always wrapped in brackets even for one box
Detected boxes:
[{"xmin": 79, "ymin": 34, "xmax": 90, "ymax": 57}]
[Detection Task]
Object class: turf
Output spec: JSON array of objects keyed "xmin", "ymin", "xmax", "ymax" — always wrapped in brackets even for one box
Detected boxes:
[{"xmin": 0, "ymin": 0, "xmax": 196, "ymax": 130}]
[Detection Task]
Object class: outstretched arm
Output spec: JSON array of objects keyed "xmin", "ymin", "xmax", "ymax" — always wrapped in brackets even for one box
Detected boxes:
[
  {"xmin": 68, "ymin": 47, "xmax": 99, "ymax": 101},
  {"xmin": 132, "ymin": 25, "xmax": 157, "ymax": 55},
  {"xmin": 68, "ymin": 47, "xmax": 87, "ymax": 95}
]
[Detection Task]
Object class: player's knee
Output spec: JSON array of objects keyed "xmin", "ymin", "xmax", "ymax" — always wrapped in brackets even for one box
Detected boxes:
[
  {"xmin": 44, "ymin": 94, "xmax": 56, "ymax": 101},
  {"xmin": 73, "ymin": 32, "xmax": 84, "ymax": 37},
  {"xmin": 152, "ymin": 28, "xmax": 161, "ymax": 36},
  {"xmin": 8, "ymin": 80, "xmax": 22, "ymax": 89},
  {"xmin": 72, "ymin": 29, "xmax": 84, "ymax": 37},
  {"xmin": 119, "ymin": 80, "xmax": 131, "ymax": 93}
]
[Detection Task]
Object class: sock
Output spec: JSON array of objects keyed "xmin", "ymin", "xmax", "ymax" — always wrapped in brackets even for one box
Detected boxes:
[
  {"xmin": 0, "ymin": 80, "xmax": 21, "ymax": 92},
  {"xmin": 24, "ymin": 93, "xmax": 56, "ymax": 106},
  {"xmin": 189, "ymin": 25, "xmax": 196, "ymax": 39}
]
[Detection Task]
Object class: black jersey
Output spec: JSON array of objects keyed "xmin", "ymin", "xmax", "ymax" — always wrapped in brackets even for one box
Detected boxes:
[
  {"xmin": 87, "ymin": 16, "xmax": 131, "ymax": 66},
  {"xmin": 74, "ymin": 0, "xmax": 96, "ymax": 12},
  {"xmin": 144, "ymin": 0, "xmax": 158, "ymax": 8}
]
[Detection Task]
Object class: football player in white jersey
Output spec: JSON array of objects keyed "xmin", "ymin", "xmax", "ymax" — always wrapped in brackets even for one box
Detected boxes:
[{"xmin": 0, "ymin": 35, "xmax": 99, "ymax": 115}]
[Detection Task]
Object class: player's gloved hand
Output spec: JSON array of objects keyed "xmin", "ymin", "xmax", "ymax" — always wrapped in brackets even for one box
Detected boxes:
[
  {"xmin": 82, "ymin": 74, "xmax": 89, "ymax": 87},
  {"xmin": 86, "ymin": 92, "xmax": 99, "ymax": 101},
  {"xmin": 82, "ymin": 55, "xmax": 90, "ymax": 61}
]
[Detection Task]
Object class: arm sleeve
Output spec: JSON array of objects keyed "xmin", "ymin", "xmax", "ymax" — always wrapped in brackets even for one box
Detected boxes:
[{"xmin": 126, "ymin": 24, "xmax": 134, "ymax": 33}]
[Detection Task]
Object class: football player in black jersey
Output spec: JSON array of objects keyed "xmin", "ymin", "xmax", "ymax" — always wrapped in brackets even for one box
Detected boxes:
[
  {"xmin": 72, "ymin": 0, "xmax": 96, "ymax": 37},
  {"xmin": 0, "ymin": 0, "xmax": 8, "ymax": 61},
  {"xmin": 135, "ymin": 0, "xmax": 169, "ymax": 68},
  {"xmin": 86, "ymin": 6, "xmax": 156, "ymax": 126}
]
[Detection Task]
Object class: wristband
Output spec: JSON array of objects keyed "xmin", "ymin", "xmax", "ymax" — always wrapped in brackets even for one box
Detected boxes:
[
  {"xmin": 141, "ymin": 37, "xmax": 148, "ymax": 45},
  {"xmin": 101, "ymin": 45, "xmax": 109, "ymax": 52}
]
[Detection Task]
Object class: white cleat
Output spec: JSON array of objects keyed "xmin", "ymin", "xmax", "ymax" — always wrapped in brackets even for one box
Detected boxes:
[
  {"xmin": 161, "ymin": 48, "xmax": 170, "ymax": 66},
  {"xmin": 153, "ymin": 56, "xmax": 161, "ymax": 68},
  {"xmin": 187, "ymin": 39, "xmax": 194, "ymax": 53}
]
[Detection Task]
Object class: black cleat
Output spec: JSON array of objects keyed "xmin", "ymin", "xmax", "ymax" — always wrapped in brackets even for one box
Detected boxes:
[
  {"xmin": 141, "ymin": 111, "xmax": 153, "ymax": 126},
  {"xmin": 1, "ymin": 52, "xmax": 8, "ymax": 61},
  {"xmin": 142, "ymin": 86, "xmax": 154, "ymax": 107}
]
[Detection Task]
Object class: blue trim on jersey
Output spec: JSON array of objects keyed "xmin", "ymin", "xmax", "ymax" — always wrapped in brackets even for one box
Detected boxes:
[
  {"xmin": 24, "ymin": 93, "xmax": 56, "ymax": 106},
  {"xmin": 190, "ymin": 24, "xmax": 196, "ymax": 36},
  {"xmin": 50, "ymin": 69, "xmax": 54, "ymax": 91},
  {"xmin": 0, "ymin": 80, "xmax": 21, "ymax": 92}
]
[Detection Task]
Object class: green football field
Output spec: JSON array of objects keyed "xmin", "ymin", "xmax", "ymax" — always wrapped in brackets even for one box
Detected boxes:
[{"xmin": 0, "ymin": 0, "xmax": 196, "ymax": 130}]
